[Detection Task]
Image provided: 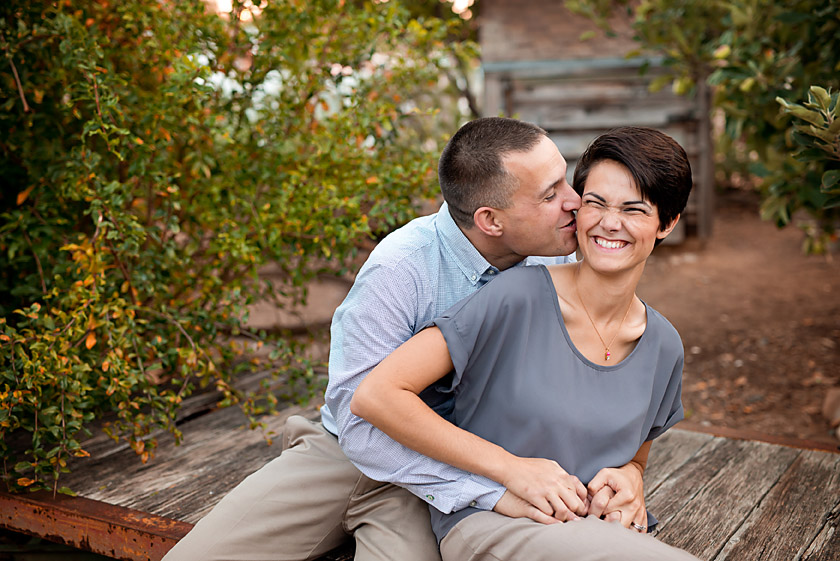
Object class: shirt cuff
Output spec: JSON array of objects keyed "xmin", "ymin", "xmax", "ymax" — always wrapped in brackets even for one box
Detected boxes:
[{"xmin": 453, "ymin": 473, "xmax": 506, "ymax": 512}]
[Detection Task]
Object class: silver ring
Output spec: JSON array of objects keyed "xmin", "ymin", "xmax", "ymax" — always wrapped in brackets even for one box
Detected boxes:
[{"xmin": 631, "ymin": 522, "xmax": 647, "ymax": 533}]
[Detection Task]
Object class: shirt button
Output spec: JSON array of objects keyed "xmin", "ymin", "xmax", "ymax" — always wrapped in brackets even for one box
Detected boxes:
[
  {"xmin": 488, "ymin": 270, "xmax": 495, "ymax": 275},
  {"xmin": 469, "ymin": 501, "xmax": 477, "ymax": 507},
  {"xmin": 470, "ymin": 274, "xmax": 477, "ymax": 281},
  {"xmin": 425, "ymin": 494, "xmax": 435, "ymax": 502}
]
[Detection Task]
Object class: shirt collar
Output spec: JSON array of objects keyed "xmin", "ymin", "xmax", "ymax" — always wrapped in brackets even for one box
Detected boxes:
[{"xmin": 436, "ymin": 202, "xmax": 498, "ymax": 286}]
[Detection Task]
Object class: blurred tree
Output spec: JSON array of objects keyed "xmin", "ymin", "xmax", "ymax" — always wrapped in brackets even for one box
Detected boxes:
[
  {"xmin": 567, "ymin": 0, "xmax": 840, "ymax": 252},
  {"xmin": 0, "ymin": 0, "xmax": 477, "ymax": 492}
]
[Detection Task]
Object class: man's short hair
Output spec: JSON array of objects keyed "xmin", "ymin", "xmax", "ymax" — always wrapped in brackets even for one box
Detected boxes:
[
  {"xmin": 438, "ymin": 117, "xmax": 548, "ymax": 228},
  {"xmin": 573, "ymin": 126, "xmax": 693, "ymax": 244}
]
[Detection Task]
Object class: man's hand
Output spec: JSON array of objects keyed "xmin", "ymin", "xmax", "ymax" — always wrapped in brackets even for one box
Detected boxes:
[
  {"xmin": 587, "ymin": 462, "xmax": 646, "ymax": 530},
  {"xmin": 492, "ymin": 490, "xmax": 559, "ymax": 525},
  {"xmin": 499, "ymin": 457, "xmax": 589, "ymax": 522}
]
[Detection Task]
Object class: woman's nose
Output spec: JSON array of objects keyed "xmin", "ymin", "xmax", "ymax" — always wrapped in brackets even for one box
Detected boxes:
[{"xmin": 600, "ymin": 208, "xmax": 622, "ymax": 231}]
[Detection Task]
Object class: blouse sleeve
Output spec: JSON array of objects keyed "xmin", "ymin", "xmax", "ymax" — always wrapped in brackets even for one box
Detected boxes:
[
  {"xmin": 646, "ymin": 342, "xmax": 686, "ymax": 441},
  {"xmin": 426, "ymin": 267, "xmax": 541, "ymax": 394}
]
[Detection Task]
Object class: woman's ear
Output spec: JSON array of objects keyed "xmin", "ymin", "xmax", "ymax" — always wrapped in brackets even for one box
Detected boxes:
[
  {"xmin": 473, "ymin": 206, "xmax": 504, "ymax": 237},
  {"xmin": 656, "ymin": 213, "xmax": 681, "ymax": 240}
]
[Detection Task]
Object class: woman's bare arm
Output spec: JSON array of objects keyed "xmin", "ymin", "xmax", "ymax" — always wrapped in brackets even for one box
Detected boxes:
[{"xmin": 351, "ymin": 327, "xmax": 587, "ymax": 520}]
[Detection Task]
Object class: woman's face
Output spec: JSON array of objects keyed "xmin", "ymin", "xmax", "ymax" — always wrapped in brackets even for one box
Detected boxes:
[{"xmin": 576, "ymin": 160, "xmax": 675, "ymax": 273}]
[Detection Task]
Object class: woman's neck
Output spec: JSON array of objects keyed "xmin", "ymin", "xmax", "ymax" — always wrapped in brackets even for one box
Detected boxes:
[{"xmin": 574, "ymin": 260, "xmax": 644, "ymax": 320}]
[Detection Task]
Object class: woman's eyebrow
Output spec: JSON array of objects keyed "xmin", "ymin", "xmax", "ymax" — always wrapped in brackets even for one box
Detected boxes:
[
  {"xmin": 582, "ymin": 192, "xmax": 606, "ymax": 202},
  {"xmin": 623, "ymin": 200, "xmax": 652, "ymax": 208}
]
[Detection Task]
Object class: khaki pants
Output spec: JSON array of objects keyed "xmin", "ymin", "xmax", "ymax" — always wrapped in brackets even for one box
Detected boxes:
[
  {"xmin": 163, "ymin": 415, "xmax": 441, "ymax": 561},
  {"xmin": 441, "ymin": 511, "xmax": 701, "ymax": 561}
]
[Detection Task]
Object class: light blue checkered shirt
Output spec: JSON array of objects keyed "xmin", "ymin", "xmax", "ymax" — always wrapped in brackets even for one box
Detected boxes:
[{"xmin": 323, "ymin": 202, "xmax": 574, "ymax": 514}]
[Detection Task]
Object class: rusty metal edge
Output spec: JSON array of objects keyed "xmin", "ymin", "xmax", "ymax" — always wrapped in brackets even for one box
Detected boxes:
[
  {"xmin": 676, "ymin": 422, "xmax": 840, "ymax": 454},
  {"xmin": 0, "ymin": 489, "xmax": 193, "ymax": 561}
]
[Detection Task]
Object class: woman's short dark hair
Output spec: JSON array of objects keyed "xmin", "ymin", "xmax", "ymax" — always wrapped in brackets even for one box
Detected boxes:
[
  {"xmin": 438, "ymin": 117, "xmax": 548, "ymax": 228},
  {"xmin": 573, "ymin": 127, "xmax": 693, "ymax": 240}
]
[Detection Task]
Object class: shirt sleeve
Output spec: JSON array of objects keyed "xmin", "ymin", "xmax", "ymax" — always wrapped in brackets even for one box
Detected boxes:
[
  {"xmin": 646, "ymin": 341, "xmax": 685, "ymax": 441},
  {"xmin": 325, "ymin": 262, "xmax": 506, "ymax": 513}
]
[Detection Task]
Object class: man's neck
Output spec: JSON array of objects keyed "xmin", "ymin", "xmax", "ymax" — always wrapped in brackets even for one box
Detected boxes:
[{"xmin": 459, "ymin": 223, "xmax": 525, "ymax": 272}]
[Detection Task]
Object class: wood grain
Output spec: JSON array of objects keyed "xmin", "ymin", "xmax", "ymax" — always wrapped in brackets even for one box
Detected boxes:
[
  {"xmin": 712, "ymin": 450, "xmax": 840, "ymax": 561},
  {"xmin": 61, "ymin": 403, "xmax": 321, "ymax": 523},
  {"xmin": 653, "ymin": 439, "xmax": 800, "ymax": 560},
  {"xmin": 645, "ymin": 428, "xmax": 715, "ymax": 494}
]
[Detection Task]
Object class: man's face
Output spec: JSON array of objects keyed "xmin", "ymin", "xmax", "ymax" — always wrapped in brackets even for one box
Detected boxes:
[{"xmin": 495, "ymin": 136, "xmax": 581, "ymax": 260}]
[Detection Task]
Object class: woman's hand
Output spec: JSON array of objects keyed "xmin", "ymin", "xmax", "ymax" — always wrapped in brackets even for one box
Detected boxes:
[
  {"xmin": 586, "ymin": 462, "xmax": 646, "ymax": 531},
  {"xmin": 500, "ymin": 456, "xmax": 589, "ymax": 522}
]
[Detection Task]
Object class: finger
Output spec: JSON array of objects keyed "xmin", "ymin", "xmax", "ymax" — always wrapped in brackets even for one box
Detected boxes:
[
  {"xmin": 570, "ymin": 475, "xmax": 588, "ymax": 504},
  {"xmin": 550, "ymin": 503, "xmax": 579, "ymax": 523},
  {"xmin": 558, "ymin": 485, "xmax": 587, "ymax": 516},
  {"xmin": 530, "ymin": 496, "xmax": 556, "ymax": 518},
  {"xmin": 604, "ymin": 510, "xmax": 622, "ymax": 524},
  {"xmin": 587, "ymin": 468, "xmax": 610, "ymax": 496},
  {"xmin": 588, "ymin": 486, "xmax": 614, "ymax": 519},
  {"xmin": 526, "ymin": 505, "xmax": 560, "ymax": 525},
  {"xmin": 631, "ymin": 515, "xmax": 648, "ymax": 533},
  {"xmin": 545, "ymin": 491, "xmax": 580, "ymax": 521}
]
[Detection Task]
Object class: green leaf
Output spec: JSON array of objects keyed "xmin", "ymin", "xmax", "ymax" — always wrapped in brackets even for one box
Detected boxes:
[
  {"xmin": 809, "ymin": 86, "xmax": 832, "ymax": 112},
  {"xmin": 822, "ymin": 170, "xmax": 840, "ymax": 192}
]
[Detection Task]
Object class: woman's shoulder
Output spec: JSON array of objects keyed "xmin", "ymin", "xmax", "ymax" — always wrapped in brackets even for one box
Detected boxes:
[{"xmin": 643, "ymin": 304, "xmax": 684, "ymax": 356}]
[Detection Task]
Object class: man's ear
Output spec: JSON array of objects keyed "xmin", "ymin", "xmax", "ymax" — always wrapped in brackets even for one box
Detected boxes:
[
  {"xmin": 473, "ymin": 206, "xmax": 504, "ymax": 237},
  {"xmin": 656, "ymin": 213, "xmax": 681, "ymax": 240}
]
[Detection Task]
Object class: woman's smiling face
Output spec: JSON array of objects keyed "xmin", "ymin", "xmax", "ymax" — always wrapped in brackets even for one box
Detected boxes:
[{"xmin": 576, "ymin": 159, "xmax": 675, "ymax": 273}]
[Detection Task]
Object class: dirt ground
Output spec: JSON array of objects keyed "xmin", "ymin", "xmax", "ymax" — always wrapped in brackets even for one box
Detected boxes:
[{"xmin": 637, "ymin": 189, "xmax": 840, "ymax": 447}]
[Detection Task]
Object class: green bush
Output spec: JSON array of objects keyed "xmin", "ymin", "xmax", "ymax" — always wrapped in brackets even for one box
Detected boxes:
[
  {"xmin": 567, "ymin": 0, "xmax": 840, "ymax": 251},
  {"xmin": 775, "ymin": 87, "xmax": 840, "ymax": 253},
  {"xmin": 0, "ymin": 0, "xmax": 473, "ymax": 493}
]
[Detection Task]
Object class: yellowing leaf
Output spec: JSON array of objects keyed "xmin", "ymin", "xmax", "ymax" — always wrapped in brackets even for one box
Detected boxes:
[
  {"xmin": 17, "ymin": 477, "xmax": 35, "ymax": 487},
  {"xmin": 365, "ymin": 176, "xmax": 379, "ymax": 185},
  {"xmin": 17, "ymin": 185, "xmax": 35, "ymax": 205},
  {"xmin": 85, "ymin": 332, "xmax": 96, "ymax": 349}
]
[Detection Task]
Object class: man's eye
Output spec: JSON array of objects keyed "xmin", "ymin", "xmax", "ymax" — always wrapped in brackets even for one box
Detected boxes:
[{"xmin": 545, "ymin": 193, "xmax": 556, "ymax": 201}]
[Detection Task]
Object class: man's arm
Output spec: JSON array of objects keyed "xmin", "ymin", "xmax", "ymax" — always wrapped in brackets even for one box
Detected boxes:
[{"xmin": 325, "ymin": 262, "xmax": 506, "ymax": 514}]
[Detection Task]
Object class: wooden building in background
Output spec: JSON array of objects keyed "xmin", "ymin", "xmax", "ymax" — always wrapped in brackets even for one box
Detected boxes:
[{"xmin": 479, "ymin": 1, "xmax": 714, "ymax": 241}]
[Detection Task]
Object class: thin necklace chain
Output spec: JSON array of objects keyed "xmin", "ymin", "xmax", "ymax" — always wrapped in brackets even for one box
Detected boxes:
[{"xmin": 574, "ymin": 265, "xmax": 634, "ymax": 361}]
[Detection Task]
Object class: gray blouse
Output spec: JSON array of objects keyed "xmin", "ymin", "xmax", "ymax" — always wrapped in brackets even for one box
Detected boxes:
[{"xmin": 426, "ymin": 265, "xmax": 685, "ymax": 541}]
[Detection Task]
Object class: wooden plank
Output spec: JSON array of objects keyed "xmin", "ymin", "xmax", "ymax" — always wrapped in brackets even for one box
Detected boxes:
[
  {"xmin": 646, "ymin": 437, "xmax": 745, "ymax": 530},
  {"xmin": 801, "ymin": 499, "xmax": 840, "ymax": 561},
  {"xmin": 61, "ymin": 403, "xmax": 321, "ymax": 523},
  {"xmin": 0, "ymin": 489, "xmax": 190, "ymax": 561},
  {"xmin": 712, "ymin": 450, "xmax": 840, "ymax": 561},
  {"xmin": 645, "ymin": 429, "xmax": 715, "ymax": 494},
  {"xmin": 653, "ymin": 440, "xmax": 801, "ymax": 560}
]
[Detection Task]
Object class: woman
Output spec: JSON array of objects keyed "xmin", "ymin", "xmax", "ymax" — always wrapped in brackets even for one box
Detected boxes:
[{"xmin": 351, "ymin": 127, "xmax": 701, "ymax": 561}]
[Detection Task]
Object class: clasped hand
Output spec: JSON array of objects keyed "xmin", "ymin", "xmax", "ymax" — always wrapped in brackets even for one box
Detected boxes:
[{"xmin": 493, "ymin": 458, "xmax": 646, "ymax": 531}]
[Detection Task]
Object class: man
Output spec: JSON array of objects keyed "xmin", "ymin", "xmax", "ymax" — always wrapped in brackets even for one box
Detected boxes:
[{"xmin": 163, "ymin": 117, "xmax": 580, "ymax": 561}]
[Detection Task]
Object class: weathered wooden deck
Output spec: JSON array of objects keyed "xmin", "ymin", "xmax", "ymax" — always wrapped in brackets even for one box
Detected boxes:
[{"xmin": 2, "ymin": 402, "xmax": 838, "ymax": 561}]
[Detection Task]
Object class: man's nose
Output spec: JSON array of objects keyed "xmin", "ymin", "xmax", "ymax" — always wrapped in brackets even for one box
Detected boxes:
[{"xmin": 561, "ymin": 184, "xmax": 582, "ymax": 210}]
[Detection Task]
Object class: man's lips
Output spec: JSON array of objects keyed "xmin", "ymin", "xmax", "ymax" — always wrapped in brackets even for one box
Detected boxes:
[{"xmin": 561, "ymin": 218, "xmax": 577, "ymax": 230}]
